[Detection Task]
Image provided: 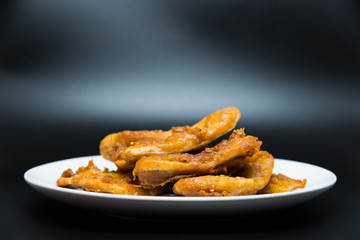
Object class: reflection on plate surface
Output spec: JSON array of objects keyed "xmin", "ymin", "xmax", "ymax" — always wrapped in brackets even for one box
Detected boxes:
[{"xmin": 24, "ymin": 155, "xmax": 336, "ymax": 221}]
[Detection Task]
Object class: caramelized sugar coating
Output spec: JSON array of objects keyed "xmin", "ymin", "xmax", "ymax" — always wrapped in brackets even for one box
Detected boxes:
[
  {"xmin": 57, "ymin": 160, "xmax": 161, "ymax": 196},
  {"xmin": 99, "ymin": 106, "xmax": 241, "ymax": 169},
  {"xmin": 258, "ymin": 173, "xmax": 307, "ymax": 194},
  {"xmin": 133, "ymin": 129, "xmax": 262, "ymax": 187},
  {"xmin": 172, "ymin": 151, "xmax": 274, "ymax": 196}
]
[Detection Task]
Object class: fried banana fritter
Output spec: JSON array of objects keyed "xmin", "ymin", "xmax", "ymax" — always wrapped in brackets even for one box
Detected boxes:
[
  {"xmin": 100, "ymin": 130, "xmax": 172, "ymax": 171},
  {"xmin": 258, "ymin": 173, "xmax": 307, "ymax": 194},
  {"xmin": 57, "ymin": 107, "xmax": 307, "ymax": 197},
  {"xmin": 100, "ymin": 106, "xmax": 241, "ymax": 168},
  {"xmin": 133, "ymin": 129, "xmax": 262, "ymax": 187},
  {"xmin": 172, "ymin": 151, "xmax": 274, "ymax": 196},
  {"xmin": 57, "ymin": 160, "xmax": 161, "ymax": 196}
]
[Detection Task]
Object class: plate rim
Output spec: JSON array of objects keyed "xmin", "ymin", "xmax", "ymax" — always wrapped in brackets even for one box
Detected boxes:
[{"xmin": 24, "ymin": 155, "xmax": 337, "ymax": 202}]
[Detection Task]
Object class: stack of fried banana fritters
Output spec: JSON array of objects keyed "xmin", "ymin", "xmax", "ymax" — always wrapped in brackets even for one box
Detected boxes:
[{"xmin": 57, "ymin": 107, "xmax": 306, "ymax": 196}]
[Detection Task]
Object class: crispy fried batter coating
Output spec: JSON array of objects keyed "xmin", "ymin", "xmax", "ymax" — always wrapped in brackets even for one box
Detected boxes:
[
  {"xmin": 100, "ymin": 130, "xmax": 171, "ymax": 171},
  {"xmin": 133, "ymin": 129, "xmax": 262, "ymax": 187},
  {"xmin": 99, "ymin": 106, "xmax": 241, "ymax": 169},
  {"xmin": 172, "ymin": 151, "xmax": 274, "ymax": 196},
  {"xmin": 56, "ymin": 160, "xmax": 161, "ymax": 196},
  {"xmin": 258, "ymin": 173, "xmax": 307, "ymax": 194},
  {"xmin": 57, "ymin": 106, "xmax": 307, "ymax": 197}
]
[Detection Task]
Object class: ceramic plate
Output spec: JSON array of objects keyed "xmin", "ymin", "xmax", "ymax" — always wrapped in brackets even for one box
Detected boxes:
[{"xmin": 24, "ymin": 155, "xmax": 336, "ymax": 221}]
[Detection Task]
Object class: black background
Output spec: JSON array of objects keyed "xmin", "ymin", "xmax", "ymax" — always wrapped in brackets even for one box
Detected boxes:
[{"xmin": 1, "ymin": 0, "xmax": 359, "ymax": 239}]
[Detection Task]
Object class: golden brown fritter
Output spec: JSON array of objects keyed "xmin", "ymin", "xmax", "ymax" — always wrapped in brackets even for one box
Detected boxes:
[
  {"xmin": 57, "ymin": 160, "xmax": 161, "ymax": 196},
  {"xmin": 258, "ymin": 173, "xmax": 307, "ymax": 194},
  {"xmin": 173, "ymin": 175, "xmax": 256, "ymax": 196},
  {"xmin": 99, "ymin": 106, "xmax": 241, "ymax": 169},
  {"xmin": 133, "ymin": 129, "xmax": 262, "ymax": 187},
  {"xmin": 57, "ymin": 107, "xmax": 308, "ymax": 197},
  {"xmin": 100, "ymin": 130, "xmax": 171, "ymax": 171},
  {"xmin": 172, "ymin": 151, "xmax": 274, "ymax": 196}
]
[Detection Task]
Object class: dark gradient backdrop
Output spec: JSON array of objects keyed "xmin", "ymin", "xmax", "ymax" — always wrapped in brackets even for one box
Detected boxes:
[{"xmin": 1, "ymin": 1, "xmax": 359, "ymax": 239}]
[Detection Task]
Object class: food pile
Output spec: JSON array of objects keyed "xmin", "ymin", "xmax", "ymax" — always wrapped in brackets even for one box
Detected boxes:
[{"xmin": 57, "ymin": 107, "xmax": 306, "ymax": 196}]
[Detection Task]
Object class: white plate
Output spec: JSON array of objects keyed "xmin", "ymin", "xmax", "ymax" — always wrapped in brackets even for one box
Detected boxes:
[{"xmin": 24, "ymin": 155, "xmax": 336, "ymax": 221}]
